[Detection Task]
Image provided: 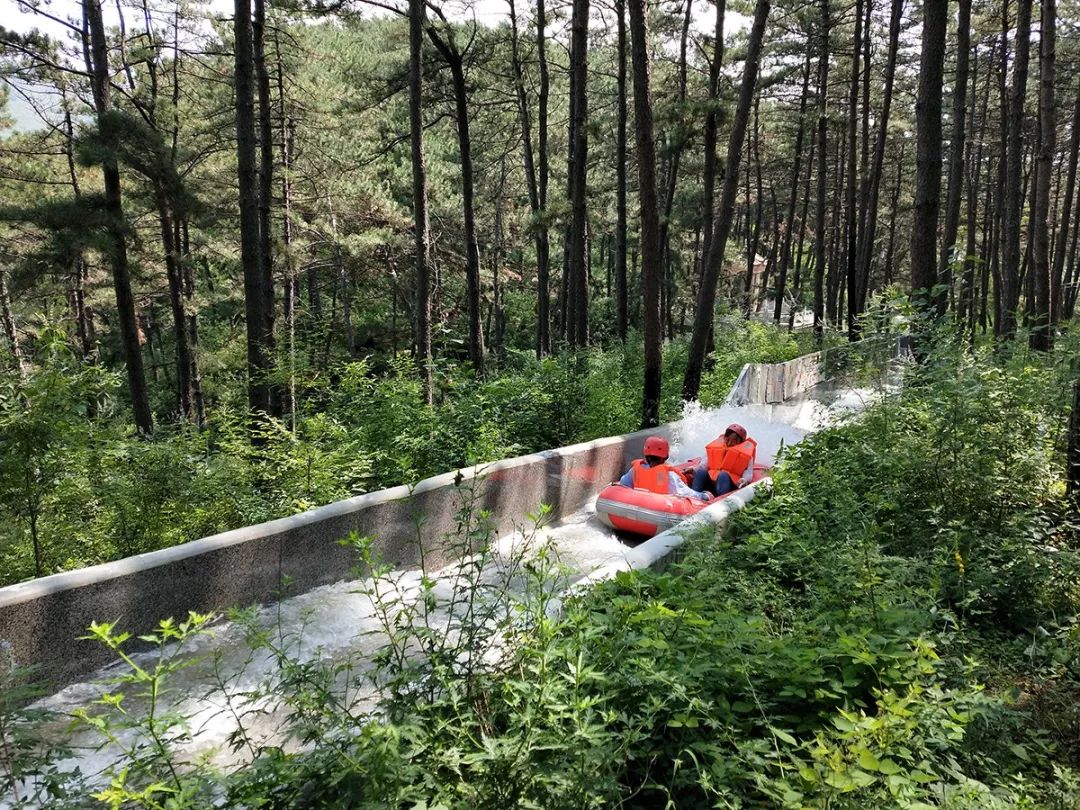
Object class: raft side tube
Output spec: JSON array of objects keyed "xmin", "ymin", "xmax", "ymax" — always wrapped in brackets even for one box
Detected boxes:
[{"xmin": 595, "ymin": 464, "xmax": 770, "ymax": 538}]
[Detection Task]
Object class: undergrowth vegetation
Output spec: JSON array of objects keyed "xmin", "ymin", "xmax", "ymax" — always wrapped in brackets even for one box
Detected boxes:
[
  {"xmin": 0, "ymin": 319, "xmax": 803, "ymax": 586},
  {"xmin": 5, "ymin": 328, "xmax": 1080, "ymax": 808}
]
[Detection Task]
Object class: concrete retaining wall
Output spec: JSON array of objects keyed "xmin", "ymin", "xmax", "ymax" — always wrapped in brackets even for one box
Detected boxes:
[
  {"xmin": 728, "ymin": 335, "xmax": 903, "ymax": 405},
  {"xmin": 0, "ymin": 425, "xmax": 676, "ymax": 688}
]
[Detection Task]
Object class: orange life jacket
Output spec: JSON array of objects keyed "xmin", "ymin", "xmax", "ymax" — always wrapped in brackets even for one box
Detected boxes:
[
  {"xmin": 630, "ymin": 459, "xmax": 673, "ymax": 494},
  {"xmin": 705, "ymin": 437, "xmax": 757, "ymax": 480}
]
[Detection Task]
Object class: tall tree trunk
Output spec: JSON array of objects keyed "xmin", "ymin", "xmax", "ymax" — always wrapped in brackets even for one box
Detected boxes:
[
  {"xmin": 410, "ymin": 0, "xmax": 433, "ymax": 404},
  {"xmin": 511, "ymin": 0, "xmax": 548, "ymax": 362},
  {"xmin": 275, "ymin": 35, "xmax": 297, "ymax": 428},
  {"xmin": 789, "ymin": 134, "xmax": 816, "ymax": 329},
  {"xmin": 827, "ymin": 132, "xmax": 846, "ymax": 324},
  {"xmin": 156, "ymin": 189, "xmax": 193, "ymax": 420},
  {"xmin": 509, "ymin": 0, "xmax": 548, "ymax": 360},
  {"xmin": 133, "ymin": 5, "xmax": 197, "ymax": 424},
  {"xmin": 1067, "ymin": 380, "xmax": 1080, "ymax": 507},
  {"xmin": 1066, "ymin": 186, "xmax": 1080, "ymax": 317},
  {"xmin": 61, "ymin": 101, "xmax": 95, "ymax": 361},
  {"xmin": 426, "ymin": 22, "xmax": 485, "ymax": 373},
  {"xmin": 979, "ymin": 173, "xmax": 995, "ymax": 332},
  {"xmin": 938, "ymin": 0, "xmax": 971, "ymax": 314},
  {"xmin": 0, "ymin": 268, "xmax": 24, "ymax": 377},
  {"xmin": 567, "ymin": 0, "xmax": 590, "ymax": 347},
  {"xmin": 959, "ymin": 46, "xmax": 987, "ymax": 335},
  {"xmin": 252, "ymin": 0, "xmax": 279, "ymax": 415},
  {"xmin": 176, "ymin": 211, "xmax": 204, "ymax": 426},
  {"xmin": 960, "ymin": 167, "xmax": 979, "ymax": 338},
  {"xmin": 536, "ymin": 0, "xmax": 551, "ymax": 354},
  {"xmin": 812, "ymin": 0, "xmax": 831, "ymax": 342},
  {"xmin": 658, "ymin": 0, "xmax": 693, "ymax": 277},
  {"xmin": 884, "ymin": 138, "xmax": 904, "ymax": 285},
  {"xmin": 828, "ymin": 144, "xmax": 844, "ymax": 325},
  {"xmin": 1052, "ymin": 87, "xmax": 1080, "ymax": 325},
  {"xmin": 234, "ymin": 0, "xmax": 272, "ymax": 421},
  {"xmin": 1031, "ymin": 0, "xmax": 1055, "ymax": 350},
  {"xmin": 700, "ymin": 0, "xmax": 726, "ymax": 275},
  {"xmin": 1024, "ymin": 151, "xmax": 1038, "ymax": 325},
  {"xmin": 844, "ymin": 0, "xmax": 862, "ymax": 339},
  {"xmin": 856, "ymin": 0, "xmax": 903, "ymax": 311},
  {"xmin": 1001, "ymin": 0, "xmax": 1032, "ymax": 339},
  {"xmin": 910, "ymin": 0, "xmax": 947, "ymax": 313},
  {"xmin": 492, "ymin": 160, "xmax": 508, "ymax": 357},
  {"xmin": 774, "ymin": 49, "xmax": 812, "ymax": 323},
  {"xmin": 682, "ymin": 0, "xmax": 770, "ymax": 401},
  {"xmin": 615, "ymin": 0, "xmax": 629, "ymax": 341},
  {"xmin": 629, "ymin": 0, "xmax": 662, "ymax": 427},
  {"xmin": 760, "ymin": 188, "xmax": 780, "ymax": 301},
  {"xmin": 84, "ymin": 0, "xmax": 153, "ymax": 434},
  {"xmin": 325, "ymin": 194, "xmax": 354, "ymax": 357},
  {"xmin": 855, "ymin": 0, "xmax": 872, "ymax": 286},
  {"xmin": 745, "ymin": 97, "xmax": 764, "ymax": 313},
  {"xmin": 991, "ymin": 13, "xmax": 1009, "ymax": 334}
]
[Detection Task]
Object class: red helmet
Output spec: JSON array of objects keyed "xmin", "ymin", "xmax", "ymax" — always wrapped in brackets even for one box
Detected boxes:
[
  {"xmin": 643, "ymin": 436, "xmax": 669, "ymax": 459},
  {"xmin": 725, "ymin": 423, "xmax": 747, "ymax": 441}
]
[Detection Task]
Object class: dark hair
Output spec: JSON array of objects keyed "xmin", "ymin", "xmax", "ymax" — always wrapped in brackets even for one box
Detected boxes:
[{"xmin": 644, "ymin": 455, "xmax": 666, "ymax": 466}]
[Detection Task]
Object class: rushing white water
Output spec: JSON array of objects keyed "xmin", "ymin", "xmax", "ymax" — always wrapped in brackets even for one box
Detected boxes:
[
  {"xmin": 21, "ymin": 373, "xmax": 897, "ymax": 795},
  {"xmin": 667, "ymin": 401, "xmax": 810, "ymax": 468},
  {"xmin": 30, "ymin": 509, "xmax": 644, "ymax": 789},
  {"xmin": 666, "ymin": 379, "xmax": 885, "ymax": 468}
]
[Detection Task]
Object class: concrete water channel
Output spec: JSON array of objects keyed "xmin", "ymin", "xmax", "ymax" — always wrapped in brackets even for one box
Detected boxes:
[{"xmin": 4, "ymin": 341, "xmax": 905, "ymax": 795}]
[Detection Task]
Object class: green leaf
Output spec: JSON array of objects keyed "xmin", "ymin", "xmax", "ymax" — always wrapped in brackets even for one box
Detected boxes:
[
  {"xmin": 857, "ymin": 749, "xmax": 880, "ymax": 771},
  {"xmin": 850, "ymin": 769, "xmax": 877, "ymax": 788},
  {"xmin": 877, "ymin": 758, "xmax": 902, "ymax": 775},
  {"xmin": 769, "ymin": 726, "xmax": 797, "ymax": 745},
  {"xmin": 1009, "ymin": 744, "xmax": 1029, "ymax": 762},
  {"xmin": 908, "ymin": 769, "xmax": 937, "ymax": 784},
  {"xmin": 832, "ymin": 715, "xmax": 855, "ymax": 732}
]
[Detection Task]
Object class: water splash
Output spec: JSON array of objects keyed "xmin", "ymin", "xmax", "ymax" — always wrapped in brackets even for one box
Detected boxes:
[{"xmin": 667, "ymin": 399, "xmax": 820, "ymax": 468}]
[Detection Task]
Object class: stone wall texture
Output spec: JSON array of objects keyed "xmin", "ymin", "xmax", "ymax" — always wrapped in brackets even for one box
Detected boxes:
[{"xmin": 729, "ymin": 335, "xmax": 902, "ymax": 405}]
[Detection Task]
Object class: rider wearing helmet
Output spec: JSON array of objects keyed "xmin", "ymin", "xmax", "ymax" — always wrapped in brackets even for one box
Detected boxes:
[
  {"xmin": 691, "ymin": 423, "xmax": 757, "ymax": 496},
  {"xmin": 619, "ymin": 436, "xmax": 710, "ymax": 500}
]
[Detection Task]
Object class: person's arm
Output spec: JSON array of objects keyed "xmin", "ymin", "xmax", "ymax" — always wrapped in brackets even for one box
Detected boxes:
[
  {"xmin": 619, "ymin": 469, "xmax": 634, "ymax": 487},
  {"xmin": 670, "ymin": 471, "xmax": 709, "ymax": 500},
  {"xmin": 737, "ymin": 456, "xmax": 753, "ymax": 487}
]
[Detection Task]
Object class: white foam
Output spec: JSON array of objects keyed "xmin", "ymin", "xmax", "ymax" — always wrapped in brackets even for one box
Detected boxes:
[{"xmin": 667, "ymin": 400, "xmax": 814, "ymax": 468}]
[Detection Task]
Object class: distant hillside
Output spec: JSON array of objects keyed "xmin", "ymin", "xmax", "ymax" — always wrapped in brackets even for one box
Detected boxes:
[{"xmin": 1, "ymin": 80, "xmax": 49, "ymax": 136}]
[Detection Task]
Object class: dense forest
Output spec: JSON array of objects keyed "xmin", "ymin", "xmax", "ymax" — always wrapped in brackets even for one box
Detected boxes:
[
  {"xmin": 6, "ymin": 0, "xmax": 1080, "ymax": 807},
  {"xmin": 3, "ymin": 0, "xmax": 1078, "ymax": 584}
]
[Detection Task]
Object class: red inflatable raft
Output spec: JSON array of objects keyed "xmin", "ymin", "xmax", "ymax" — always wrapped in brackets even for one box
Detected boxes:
[{"xmin": 595, "ymin": 461, "xmax": 769, "ymax": 538}]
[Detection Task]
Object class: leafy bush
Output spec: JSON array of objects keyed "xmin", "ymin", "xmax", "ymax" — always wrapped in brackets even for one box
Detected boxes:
[
  {"xmin": 0, "ymin": 321, "xmax": 812, "ymax": 587},
  {"xmin": 7, "ymin": 330, "xmax": 1080, "ymax": 807}
]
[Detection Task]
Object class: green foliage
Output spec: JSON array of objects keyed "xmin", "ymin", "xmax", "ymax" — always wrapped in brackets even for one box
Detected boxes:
[
  {"xmin": 0, "ymin": 328, "xmax": 115, "ymax": 579},
  {"xmin": 10, "ymin": 330, "xmax": 1080, "ymax": 810},
  {"xmin": 72, "ymin": 614, "xmax": 219, "ymax": 810},
  {"xmin": 6, "ymin": 333, "xmax": 1069, "ymax": 808},
  {"xmin": 0, "ymin": 651, "xmax": 87, "ymax": 808},
  {"xmin": 0, "ymin": 323, "xmax": 807, "ymax": 588},
  {"xmin": 763, "ymin": 330, "xmax": 1078, "ymax": 631}
]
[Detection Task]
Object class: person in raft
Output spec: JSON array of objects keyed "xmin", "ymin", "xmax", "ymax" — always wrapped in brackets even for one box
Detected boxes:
[
  {"xmin": 618, "ymin": 436, "xmax": 710, "ymax": 500},
  {"xmin": 691, "ymin": 423, "xmax": 757, "ymax": 496}
]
